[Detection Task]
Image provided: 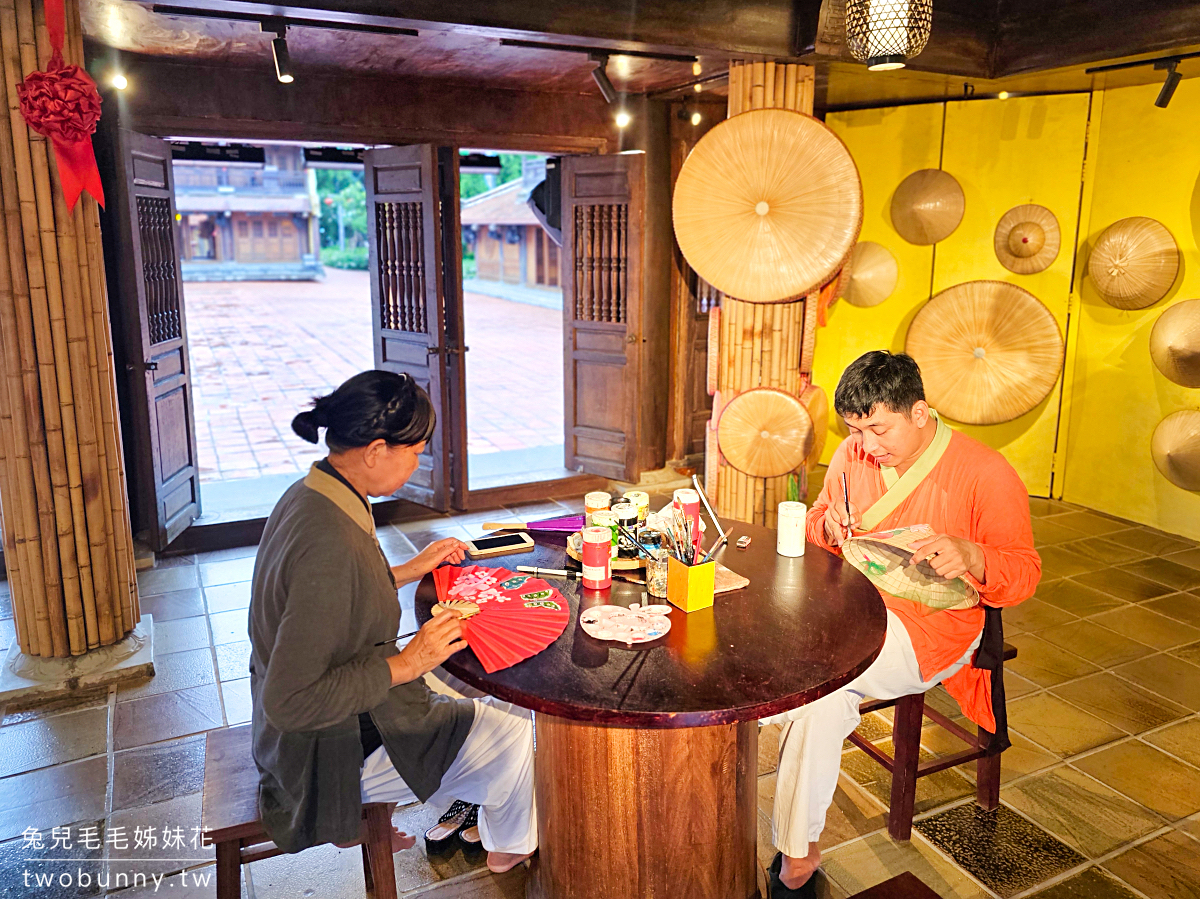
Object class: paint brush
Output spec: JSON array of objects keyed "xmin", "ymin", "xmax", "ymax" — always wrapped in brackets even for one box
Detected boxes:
[
  {"xmin": 698, "ymin": 528, "xmax": 732, "ymax": 564},
  {"xmin": 841, "ymin": 470, "xmax": 853, "ymax": 541},
  {"xmin": 617, "ymin": 523, "xmax": 653, "ymax": 559},
  {"xmin": 517, "ymin": 566, "xmax": 580, "ymax": 580},
  {"xmin": 375, "ymin": 630, "xmax": 417, "ymax": 647}
]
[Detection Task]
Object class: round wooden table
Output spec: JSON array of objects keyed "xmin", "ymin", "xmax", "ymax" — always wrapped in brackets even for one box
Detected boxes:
[{"xmin": 416, "ymin": 519, "xmax": 886, "ymax": 899}]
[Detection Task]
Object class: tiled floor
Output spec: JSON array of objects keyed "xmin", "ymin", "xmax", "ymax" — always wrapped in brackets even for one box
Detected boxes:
[
  {"xmin": 2, "ymin": 494, "xmax": 1199, "ymax": 897},
  {"xmin": 184, "ymin": 269, "xmax": 564, "ymax": 483}
]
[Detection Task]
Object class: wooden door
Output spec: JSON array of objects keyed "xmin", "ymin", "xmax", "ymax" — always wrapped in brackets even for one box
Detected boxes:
[
  {"xmin": 365, "ymin": 144, "xmax": 461, "ymax": 511},
  {"xmin": 562, "ymin": 153, "xmax": 645, "ymax": 481},
  {"xmin": 106, "ymin": 131, "xmax": 201, "ymax": 550}
]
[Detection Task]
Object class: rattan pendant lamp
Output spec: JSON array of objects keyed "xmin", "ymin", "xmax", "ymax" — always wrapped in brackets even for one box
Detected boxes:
[
  {"xmin": 673, "ymin": 108, "xmax": 863, "ymax": 303},
  {"xmin": 905, "ymin": 281, "xmax": 1064, "ymax": 425}
]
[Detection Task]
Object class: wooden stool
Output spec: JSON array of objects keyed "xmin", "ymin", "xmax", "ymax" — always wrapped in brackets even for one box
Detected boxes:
[
  {"xmin": 850, "ymin": 872, "xmax": 944, "ymax": 898},
  {"xmin": 202, "ymin": 724, "xmax": 398, "ymax": 899},
  {"xmin": 846, "ymin": 642, "xmax": 1017, "ymax": 841}
]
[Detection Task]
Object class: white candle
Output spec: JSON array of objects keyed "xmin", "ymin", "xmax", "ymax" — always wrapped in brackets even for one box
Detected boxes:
[{"xmin": 777, "ymin": 502, "xmax": 806, "ymax": 557}]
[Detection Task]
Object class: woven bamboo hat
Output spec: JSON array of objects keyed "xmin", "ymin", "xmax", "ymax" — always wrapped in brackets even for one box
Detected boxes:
[
  {"xmin": 1152, "ymin": 410, "xmax": 1200, "ymax": 491},
  {"xmin": 800, "ymin": 384, "xmax": 828, "ymax": 470},
  {"xmin": 843, "ymin": 241, "xmax": 899, "ymax": 307},
  {"xmin": 1151, "ymin": 300, "xmax": 1200, "ymax": 388},
  {"xmin": 905, "ymin": 281, "xmax": 1064, "ymax": 425},
  {"xmin": 891, "ymin": 169, "xmax": 964, "ymax": 245},
  {"xmin": 673, "ymin": 108, "xmax": 863, "ymax": 304},
  {"xmin": 995, "ymin": 204, "xmax": 1060, "ymax": 274},
  {"xmin": 716, "ymin": 387, "xmax": 813, "ymax": 477},
  {"xmin": 842, "ymin": 525, "xmax": 979, "ymax": 610},
  {"xmin": 1088, "ymin": 217, "xmax": 1179, "ymax": 309}
]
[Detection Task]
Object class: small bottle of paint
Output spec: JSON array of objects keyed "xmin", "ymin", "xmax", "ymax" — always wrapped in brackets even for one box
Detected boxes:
[
  {"xmin": 584, "ymin": 491, "xmax": 611, "ymax": 526},
  {"xmin": 581, "ymin": 526, "xmax": 613, "ymax": 590}
]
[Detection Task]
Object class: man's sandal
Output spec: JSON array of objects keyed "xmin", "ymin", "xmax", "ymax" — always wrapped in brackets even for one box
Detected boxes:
[
  {"xmin": 768, "ymin": 852, "xmax": 818, "ymax": 899},
  {"xmin": 424, "ymin": 800, "xmax": 475, "ymax": 856}
]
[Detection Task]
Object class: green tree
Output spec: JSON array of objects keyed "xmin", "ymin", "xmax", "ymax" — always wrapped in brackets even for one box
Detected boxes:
[{"xmin": 315, "ymin": 169, "xmax": 367, "ymax": 250}]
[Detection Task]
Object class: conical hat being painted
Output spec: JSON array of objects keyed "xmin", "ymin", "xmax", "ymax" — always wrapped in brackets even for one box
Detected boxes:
[
  {"xmin": 905, "ymin": 281, "xmax": 1064, "ymax": 426},
  {"xmin": 673, "ymin": 108, "xmax": 863, "ymax": 304},
  {"xmin": 994, "ymin": 204, "xmax": 1060, "ymax": 275},
  {"xmin": 1088, "ymin": 217, "xmax": 1179, "ymax": 309},
  {"xmin": 842, "ymin": 524, "xmax": 979, "ymax": 611}
]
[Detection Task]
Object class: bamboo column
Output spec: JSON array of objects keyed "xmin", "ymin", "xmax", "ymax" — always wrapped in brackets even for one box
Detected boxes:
[
  {"xmin": 0, "ymin": 0, "xmax": 139, "ymax": 658},
  {"xmin": 710, "ymin": 61, "xmax": 823, "ymax": 528}
]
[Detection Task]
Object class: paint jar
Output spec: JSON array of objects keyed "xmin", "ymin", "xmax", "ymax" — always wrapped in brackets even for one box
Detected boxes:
[
  {"xmin": 673, "ymin": 488, "xmax": 702, "ymax": 553},
  {"xmin": 590, "ymin": 510, "xmax": 619, "ymax": 558},
  {"xmin": 777, "ymin": 501, "xmax": 806, "ymax": 557},
  {"xmin": 646, "ymin": 548, "xmax": 669, "ymax": 598},
  {"xmin": 584, "ymin": 491, "xmax": 611, "ymax": 526},
  {"xmin": 613, "ymin": 502, "xmax": 640, "ymax": 558},
  {"xmin": 622, "ymin": 491, "xmax": 650, "ymax": 527},
  {"xmin": 581, "ymin": 526, "xmax": 613, "ymax": 590}
]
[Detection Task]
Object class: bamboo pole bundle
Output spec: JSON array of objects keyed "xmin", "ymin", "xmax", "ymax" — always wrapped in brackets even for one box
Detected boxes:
[{"xmin": 0, "ymin": 0, "xmax": 139, "ymax": 657}]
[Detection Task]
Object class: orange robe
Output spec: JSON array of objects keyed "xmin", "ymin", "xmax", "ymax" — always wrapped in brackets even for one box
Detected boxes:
[{"xmin": 806, "ymin": 429, "xmax": 1041, "ymax": 731}]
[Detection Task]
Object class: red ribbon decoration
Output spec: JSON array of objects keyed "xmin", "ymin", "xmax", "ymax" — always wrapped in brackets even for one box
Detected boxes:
[{"xmin": 15, "ymin": 0, "xmax": 104, "ymax": 210}]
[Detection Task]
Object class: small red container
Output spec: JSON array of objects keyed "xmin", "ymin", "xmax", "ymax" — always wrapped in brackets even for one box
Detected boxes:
[{"xmin": 581, "ymin": 526, "xmax": 612, "ymax": 590}]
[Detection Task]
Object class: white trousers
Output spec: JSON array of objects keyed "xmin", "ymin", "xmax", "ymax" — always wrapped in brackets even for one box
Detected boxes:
[
  {"xmin": 359, "ymin": 695, "xmax": 538, "ymax": 855},
  {"xmin": 762, "ymin": 610, "xmax": 981, "ymax": 858}
]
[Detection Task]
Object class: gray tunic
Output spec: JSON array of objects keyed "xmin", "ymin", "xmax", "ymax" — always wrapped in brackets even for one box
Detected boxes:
[{"xmin": 249, "ymin": 464, "xmax": 475, "ymax": 853}]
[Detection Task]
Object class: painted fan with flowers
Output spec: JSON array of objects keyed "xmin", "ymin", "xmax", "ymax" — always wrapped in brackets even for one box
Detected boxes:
[{"xmin": 431, "ymin": 565, "xmax": 570, "ymax": 673}]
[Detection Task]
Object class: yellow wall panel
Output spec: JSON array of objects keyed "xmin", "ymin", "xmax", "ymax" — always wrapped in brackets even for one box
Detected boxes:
[
  {"xmin": 934, "ymin": 95, "xmax": 1090, "ymax": 495},
  {"xmin": 818, "ymin": 104, "xmax": 942, "ymax": 457},
  {"xmin": 1062, "ymin": 83, "xmax": 1200, "ymax": 540}
]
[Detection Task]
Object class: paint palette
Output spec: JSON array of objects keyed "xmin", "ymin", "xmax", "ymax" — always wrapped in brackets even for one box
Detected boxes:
[{"xmin": 579, "ymin": 603, "xmax": 673, "ymax": 645}]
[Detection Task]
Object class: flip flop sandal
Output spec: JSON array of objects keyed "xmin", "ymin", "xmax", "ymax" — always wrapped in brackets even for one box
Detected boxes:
[
  {"xmin": 424, "ymin": 800, "xmax": 473, "ymax": 856},
  {"xmin": 457, "ymin": 804, "xmax": 484, "ymax": 858},
  {"xmin": 768, "ymin": 852, "xmax": 817, "ymax": 899}
]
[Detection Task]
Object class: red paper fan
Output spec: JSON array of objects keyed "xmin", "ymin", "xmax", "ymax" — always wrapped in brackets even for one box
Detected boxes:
[{"xmin": 431, "ymin": 565, "xmax": 570, "ymax": 673}]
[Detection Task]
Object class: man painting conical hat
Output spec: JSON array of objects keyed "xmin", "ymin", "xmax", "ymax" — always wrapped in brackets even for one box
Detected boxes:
[{"xmin": 763, "ymin": 351, "xmax": 1040, "ymax": 898}]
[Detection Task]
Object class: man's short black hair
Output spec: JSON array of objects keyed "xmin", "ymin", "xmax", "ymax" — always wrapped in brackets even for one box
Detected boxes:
[{"xmin": 833, "ymin": 351, "xmax": 926, "ymax": 419}]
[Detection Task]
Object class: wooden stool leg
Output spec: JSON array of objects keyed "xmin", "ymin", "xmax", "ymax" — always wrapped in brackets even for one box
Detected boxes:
[
  {"xmin": 362, "ymin": 804, "xmax": 398, "ymax": 899},
  {"xmin": 976, "ymin": 729, "xmax": 1002, "ymax": 811},
  {"xmin": 215, "ymin": 840, "xmax": 241, "ymax": 899},
  {"xmin": 361, "ymin": 843, "xmax": 375, "ymax": 894},
  {"xmin": 887, "ymin": 693, "xmax": 924, "ymax": 841}
]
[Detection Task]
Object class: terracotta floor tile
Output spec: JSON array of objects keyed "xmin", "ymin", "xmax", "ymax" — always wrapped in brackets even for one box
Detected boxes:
[
  {"xmin": 1032, "ymin": 519, "xmax": 1087, "ymax": 546},
  {"xmin": 819, "ymin": 776, "xmax": 888, "ymax": 851},
  {"xmin": 1164, "ymin": 546, "xmax": 1200, "ymax": 571},
  {"xmin": 1039, "ymin": 545, "xmax": 1104, "ymax": 579},
  {"xmin": 1073, "ymin": 568, "xmax": 1174, "ymax": 603},
  {"xmin": 153, "ymin": 616, "xmax": 212, "ymax": 656},
  {"xmin": 1004, "ymin": 599, "xmax": 1078, "ymax": 636},
  {"xmin": 1004, "ymin": 765, "xmax": 1164, "ymax": 857},
  {"xmin": 0, "ymin": 706, "xmax": 108, "ymax": 777},
  {"xmin": 1144, "ymin": 591, "xmax": 1200, "ymax": 628},
  {"xmin": 1044, "ymin": 511, "xmax": 1130, "ymax": 538},
  {"xmin": 1007, "ymin": 693, "xmax": 1125, "ymax": 756},
  {"xmin": 914, "ymin": 804, "xmax": 1084, "ymax": 898},
  {"xmin": 1024, "ymin": 867, "xmax": 1141, "ymax": 899},
  {"xmin": 1104, "ymin": 830, "xmax": 1200, "ymax": 899},
  {"xmin": 841, "ymin": 742, "xmax": 975, "ymax": 815},
  {"xmin": 1143, "ymin": 717, "xmax": 1200, "ymax": 768},
  {"xmin": 111, "ymin": 734, "xmax": 207, "ymax": 812},
  {"xmin": 822, "ymin": 831, "xmax": 991, "ymax": 899},
  {"xmin": 1058, "ymin": 537, "xmax": 1148, "ymax": 566},
  {"xmin": 222, "ymin": 678, "xmax": 252, "ymax": 725},
  {"xmin": 1104, "ymin": 527, "xmax": 1195, "ymax": 557},
  {"xmin": 215, "ymin": 640, "xmax": 252, "ymax": 682},
  {"xmin": 0, "ymin": 756, "xmax": 108, "ymax": 841},
  {"xmin": 105, "ymin": 791, "xmax": 214, "ymax": 881},
  {"xmin": 1036, "ymin": 620, "xmax": 1153, "ymax": 668},
  {"xmin": 117, "ymin": 647, "xmax": 216, "ymax": 701},
  {"xmin": 1118, "ymin": 557, "xmax": 1200, "ymax": 592},
  {"xmin": 1035, "ymin": 579, "xmax": 1126, "ymax": 618},
  {"xmin": 1074, "ymin": 741, "xmax": 1200, "ymax": 819},
  {"xmin": 138, "ymin": 565, "xmax": 202, "ymax": 596},
  {"xmin": 1113, "ymin": 653, "xmax": 1200, "ymax": 710},
  {"xmin": 114, "ymin": 684, "xmax": 224, "ymax": 751},
  {"xmin": 1173, "ymin": 641, "xmax": 1200, "ymax": 667},
  {"xmin": 1006, "ymin": 634, "xmax": 1101, "ymax": 688},
  {"xmin": 140, "ymin": 588, "xmax": 207, "ymax": 622},
  {"xmin": 1090, "ymin": 605, "xmax": 1200, "ymax": 650},
  {"xmin": 204, "ymin": 581, "xmax": 252, "ymax": 614},
  {"xmin": 1029, "ymin": 498, "xmax": 1075, "ymax": 518},
  {"xmin": 208, "ymin": 609, "xmax": 250, "ymax": 646},
  {"xmin": 1052, "ymin": 672, "xmax": 1190, "ymax": 734}
]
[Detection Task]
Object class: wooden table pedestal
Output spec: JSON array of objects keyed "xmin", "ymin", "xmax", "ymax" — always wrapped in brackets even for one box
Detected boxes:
[{"xmin": 527, "ymin": 713, "xmax": 760, "ymax": 899}]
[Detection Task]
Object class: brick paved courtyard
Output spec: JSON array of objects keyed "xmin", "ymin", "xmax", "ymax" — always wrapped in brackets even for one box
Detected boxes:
[{"xmin": 184, "ymin": 269, "xmax": 565, "ymax": 483}]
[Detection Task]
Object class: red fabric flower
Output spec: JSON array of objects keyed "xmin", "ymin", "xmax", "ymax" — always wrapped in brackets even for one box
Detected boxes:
[{"xmin": 16, "ymin": 54, "xmax": 101, "ymax": 145}]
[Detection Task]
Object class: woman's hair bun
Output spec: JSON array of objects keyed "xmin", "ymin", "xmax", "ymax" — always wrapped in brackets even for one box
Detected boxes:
[{"xmin": 291, "ymin": 395, "xmax": 331, "ymax": 444}]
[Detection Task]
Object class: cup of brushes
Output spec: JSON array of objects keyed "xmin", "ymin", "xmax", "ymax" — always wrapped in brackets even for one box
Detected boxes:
[{"xmin": 666, "ymin": 556, "xmax": 716, "ymax": 612}]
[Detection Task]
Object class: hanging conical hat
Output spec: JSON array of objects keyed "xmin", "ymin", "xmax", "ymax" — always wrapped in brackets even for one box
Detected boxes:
[
  {"xmin": 1088, "ymin": 217, "xmax": 1178, "ymax": 309},
  {"xmin": 995, "ymin": 204, "xmax": 1060, "ymax": 274},
  {"xmin": 1152, "ymin": 410, "xmax": 1200, "ymax": 491},
  {"xmin": 1151, "ymin": 299, "xmax": 1200, "ymax": 388},
  {"xmin": 673, "ymin": 108, "xmax": 863, "ymax": 304},
  {"xmin": 891, "ymin": 169, "xmax": 964, "ymax": 245},
  {"xmin": 844, "ymin": 241, "xmax": 899, "ymax": 307},
  {"xmin": 716, "ymin": 387, "xmax": 813, "ymax": 477},
  {"xmin": 905, "ymin": 281, "xmax": 1064, "ymax": 425},
  {"xmin": 799, "ymin": 383, "xmax": 828, "ymax": 470}
]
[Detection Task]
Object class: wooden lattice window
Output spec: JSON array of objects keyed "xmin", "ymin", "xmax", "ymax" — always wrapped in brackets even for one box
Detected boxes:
[
  {"xmin": 136, "ymin": 196, "xmax": 182, "ymax": 345},
  {"xmin": 375, "ymin": 200, "xmax": 427, "ymax": 333},
  {"xmin": 573, "ymin": 203, "xmax": 628, "ymax": 323},
  {"xmin": 694, "ymin": 274, "xmax": 723, "ymax": 315}
]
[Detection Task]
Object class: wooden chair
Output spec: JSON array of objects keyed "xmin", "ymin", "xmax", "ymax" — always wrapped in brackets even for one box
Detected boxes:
[
  {"xmin": 850, "ymin": 872, "xmax": 944, "ymax": 898},
  {"xmin": 202, "ymin": 724, "xmax": 398, "ymax": 899},
  {"xmin": 845, "ymin": 642, "xmax": 1017, "ymax": 841}
]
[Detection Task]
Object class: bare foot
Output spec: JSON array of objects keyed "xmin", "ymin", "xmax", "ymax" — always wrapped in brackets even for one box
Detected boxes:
[
  {"xmin": 487, "ymin": 850, "xmax": 535, "ymax": 874},
  {"xmin": 780, "ymin": 846, "xmax": 821, "ymax": 890}
]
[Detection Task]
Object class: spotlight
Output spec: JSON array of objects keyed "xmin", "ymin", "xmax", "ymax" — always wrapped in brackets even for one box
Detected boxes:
[
  {"xmin": 615, "ymin": 110, "xmax": 631, "ymax": 128},
  {"xmin": 1155, "ymin": 59, "xmax": 1181, "ymax": 108},
  {"xmin": 694, "ymin": 82, "xmax": 702, "ymax": 92},
  {"xmin": 590, "ymin": 53, "xmax": 618, "ymax": 104},
  {"xmin": 997, "ymin": 90, "xmax": 1009, "ymax": 99},
  {"xmin": 272, "ymin": 28, "xmax": 294, "ymax": 83},
  {"xmin": 110, "ymin": 72, "xmax": 128, "ymax": 90},
  {"xmin": 692, "ymin": 61, "xmax": 702, "ymax": 76},
  {"xmin": 690, "ymin": 111, "xmax": 702, "ymax": 126}
]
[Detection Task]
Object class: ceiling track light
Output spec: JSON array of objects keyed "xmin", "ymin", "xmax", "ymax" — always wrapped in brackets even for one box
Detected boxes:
[
  {"xmin": 264, "ymin": 20, "xmax": 294, "ymax": 83},
  {"xmin": 1155, "ymin": 59, "xmax": 1182, "ymax": 108},
  {"xmin": 590, "ymin": 53, "xmax": 619, "ymax": 104}
]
